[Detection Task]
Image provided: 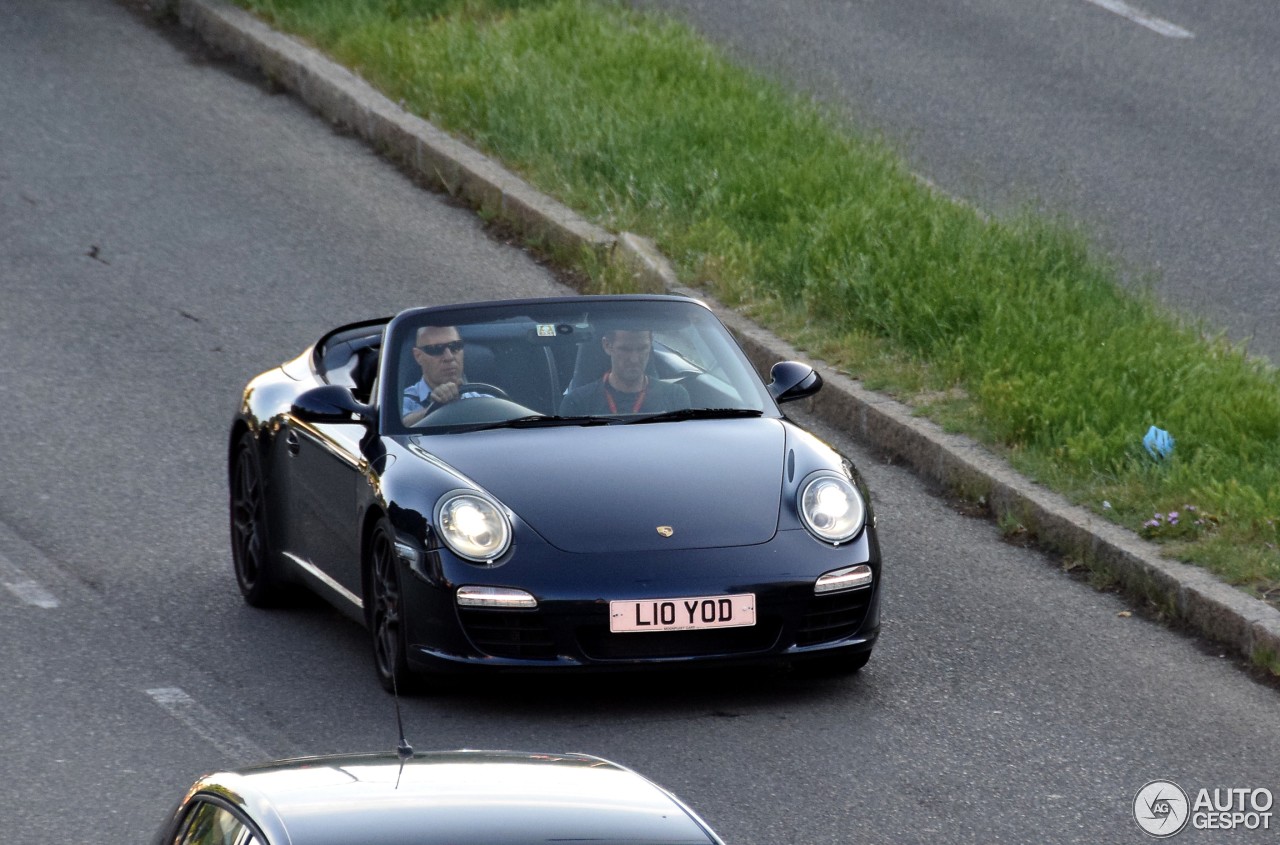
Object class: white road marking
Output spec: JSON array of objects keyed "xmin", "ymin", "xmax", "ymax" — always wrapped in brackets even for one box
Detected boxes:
[
  {"xmin": 0, "ymin": 549, "xmax": 60, "ymax": 608},
  {"xmin": 1083, "ymin": 0, "xmax": 1194, "ymax": 38},
  {"xmin": 4, "ymin": 578, "xmax": 60, "ymax": 608},
  {"xmin": 145, "ymin": 687, "xmax": 269, "ymax": 763}
]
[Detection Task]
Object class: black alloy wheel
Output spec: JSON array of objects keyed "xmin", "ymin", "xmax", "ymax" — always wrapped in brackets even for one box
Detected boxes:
[
  {"xmin": 229, "ymin": 432, "xmax": 286, "ymax": 607},
  {"xmin": 370, "ymin": 520, "xmax": 416, "ymax": 694}
]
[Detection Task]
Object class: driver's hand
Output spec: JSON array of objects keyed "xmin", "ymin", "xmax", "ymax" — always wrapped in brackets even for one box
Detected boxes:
[{"xmin": 429, "ymin": 381, "xmax": 461, "ymax": 405}]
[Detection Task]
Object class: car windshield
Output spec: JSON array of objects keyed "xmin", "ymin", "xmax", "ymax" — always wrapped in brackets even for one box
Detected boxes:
[{"xmin": 384, "ymin": 297, "xmax": 778, "ymax": 435}]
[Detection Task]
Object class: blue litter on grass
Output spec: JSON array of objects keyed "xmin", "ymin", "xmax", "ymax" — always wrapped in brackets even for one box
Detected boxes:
[{"xmin": 1143, "ymin": 425, "xmax": 1174, "ymax": 460}]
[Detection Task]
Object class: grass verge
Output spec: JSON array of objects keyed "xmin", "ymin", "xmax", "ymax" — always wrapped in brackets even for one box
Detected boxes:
[{"xmin": 228, "ymin": 0, "xmax": 1280, "ymax": 602}]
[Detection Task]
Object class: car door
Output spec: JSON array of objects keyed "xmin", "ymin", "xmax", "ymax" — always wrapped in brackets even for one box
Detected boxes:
[{"xmin": 278, "ymin": 415, "xmax": 367, "ymax": 604}]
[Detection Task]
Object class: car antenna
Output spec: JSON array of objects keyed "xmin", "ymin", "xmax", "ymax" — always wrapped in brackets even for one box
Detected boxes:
[{"xmin": 392, "ymin": 674, "xmax": 413, "ymax": 788}]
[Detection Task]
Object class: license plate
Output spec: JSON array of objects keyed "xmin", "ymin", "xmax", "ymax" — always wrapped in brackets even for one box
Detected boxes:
[{"xmin": 609, "ymin": 593, "xmax": 756, "ymax": 633}]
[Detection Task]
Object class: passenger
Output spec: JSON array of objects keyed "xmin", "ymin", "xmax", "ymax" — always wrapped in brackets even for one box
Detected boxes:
[
  {"xmin": 560, "ymin": 329, "xmax": 688, "ymax": 416},
  {"xmin": 402, "ymin": 326, "xmax": 492, "ymax": 425}
]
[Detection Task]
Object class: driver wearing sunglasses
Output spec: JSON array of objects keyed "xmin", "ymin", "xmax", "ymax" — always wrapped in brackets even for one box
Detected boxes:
[{"xmin": 402, "ymin": 325, "xmax": 491, "ymax": 425}]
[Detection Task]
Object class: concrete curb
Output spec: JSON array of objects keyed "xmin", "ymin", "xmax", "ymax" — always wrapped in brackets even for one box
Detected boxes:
[{"xmin": 172, "ymin": 0, "xmax": 1280, "ymax": 676}]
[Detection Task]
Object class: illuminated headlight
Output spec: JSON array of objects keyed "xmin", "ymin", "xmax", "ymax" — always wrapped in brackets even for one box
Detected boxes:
[
  {"xmin": 435, "ymin": 491, "xmax": 512, "ymax": 563},
  {"xmin": 815, "ymin": 564, "xmax": 873, "ymax": 594},
  {"xmin": 798, "ymin": 473, "xmax": 866, "ymax": 544},
  {"xmin": 457, "ymin": 586, "xmax": 537, "ymax": 609}
]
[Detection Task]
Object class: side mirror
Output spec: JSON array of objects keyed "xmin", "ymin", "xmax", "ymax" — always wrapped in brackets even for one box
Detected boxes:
[
  {"xmin": 291, "ymin": 385, "xmax": 374, "ymax": 424},
  {"xmin": 767, "ymin": 361, "xmax": 823, "ymax": 404}
]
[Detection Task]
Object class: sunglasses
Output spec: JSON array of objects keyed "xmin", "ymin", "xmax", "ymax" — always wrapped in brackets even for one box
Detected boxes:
[{"xmin": 417, "ymin": 340, "xmax": 465, "ymax": 357}]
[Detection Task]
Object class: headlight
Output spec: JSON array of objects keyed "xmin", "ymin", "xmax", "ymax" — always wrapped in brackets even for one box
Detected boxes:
[
  {"xmin": 435, "ymin": 491, "xmax": 512, "ymax": 563},
  {"xmin": 798, "ymin": 473, "xmax": 866, "ymax": 544}
]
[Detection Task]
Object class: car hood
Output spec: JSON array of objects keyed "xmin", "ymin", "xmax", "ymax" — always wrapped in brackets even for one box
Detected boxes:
[{"xmin": 418, "ymin": 418, "xmax": 786, "ymax": 553}]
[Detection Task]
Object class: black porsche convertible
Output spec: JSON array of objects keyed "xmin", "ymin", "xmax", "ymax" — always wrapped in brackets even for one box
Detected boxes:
[{"xmin": 229, "ymin": 294, "xmax": 881, "ymax": 691}]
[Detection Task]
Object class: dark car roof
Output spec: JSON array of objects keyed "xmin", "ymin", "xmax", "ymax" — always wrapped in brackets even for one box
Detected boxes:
[{"xmin": 191, "ymin": 750, "xmax": 722, "ymax": 845}]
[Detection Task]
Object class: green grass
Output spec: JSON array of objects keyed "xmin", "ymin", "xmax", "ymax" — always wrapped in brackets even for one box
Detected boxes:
[{"xmin": 229, "ymin": 0, "xmax": 1280, "ymax": 599}]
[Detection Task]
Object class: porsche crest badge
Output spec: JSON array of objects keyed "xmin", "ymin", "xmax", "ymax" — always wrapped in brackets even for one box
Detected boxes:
[{"xmin": 656, "ymin": 525, "xmax": 674, "ymax": 538}]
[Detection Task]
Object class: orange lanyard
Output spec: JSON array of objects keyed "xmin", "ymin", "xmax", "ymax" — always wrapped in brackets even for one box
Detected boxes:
[{"xmin": 603, "ymin": 373, "xmax": 647, "ymax": 413}]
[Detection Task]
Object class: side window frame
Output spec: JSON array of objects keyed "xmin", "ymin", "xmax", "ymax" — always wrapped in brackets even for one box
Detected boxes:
[{"xmin": 172, "ymin": 795, "xmax": 264, "ymax": 845}]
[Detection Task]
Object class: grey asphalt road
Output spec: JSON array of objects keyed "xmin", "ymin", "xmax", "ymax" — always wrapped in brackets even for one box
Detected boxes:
[
  {"xmin": 1, "ymin": 2, "xmax": 1277, "ymax": 844},
  {"xmin": 632, "ymin": 0, "xmax": 1280, "ymax": 363}
]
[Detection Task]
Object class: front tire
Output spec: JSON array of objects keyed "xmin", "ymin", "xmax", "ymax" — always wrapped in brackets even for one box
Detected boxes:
[
  {"xmin": 369, "ymin": 520, "xmax": 417, "ymax": 694},
  {"xmin": 229, "ymin": 432, "xmax": 288, "ymax": 607}
]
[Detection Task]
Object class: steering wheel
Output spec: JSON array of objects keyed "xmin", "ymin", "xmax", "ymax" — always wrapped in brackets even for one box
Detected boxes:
[
  {"xmin": 457, "ymin": 382, "xmax": 511, "ymax": 401},
  {"xmin": 413, "ymin": 382, "xmax": 513, "ymax": 423}
]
